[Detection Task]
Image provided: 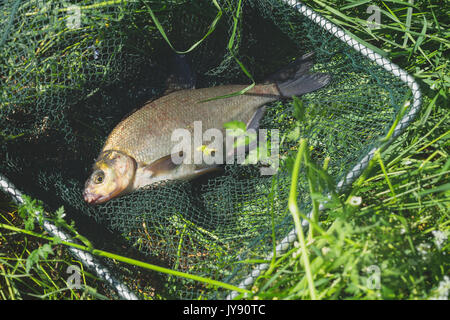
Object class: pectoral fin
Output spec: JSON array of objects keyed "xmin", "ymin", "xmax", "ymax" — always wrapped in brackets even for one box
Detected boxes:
[{"xmin": 144, "ymin": 152, "xmax": 184, "ymax": 176}]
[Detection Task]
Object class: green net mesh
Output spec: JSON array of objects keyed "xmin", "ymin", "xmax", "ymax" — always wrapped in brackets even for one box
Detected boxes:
[{"xmin": 0, "ymin": 0, "xmax": 411, "ymax": 299}]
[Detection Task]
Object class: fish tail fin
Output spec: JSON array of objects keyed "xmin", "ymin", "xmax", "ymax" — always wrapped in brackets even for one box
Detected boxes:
[
  {"xmin": 265, "ymin": 51, "xmax": 330, "ymax": 98},
  {"xmin": 276, "ymin": 72, "xmax": 331, "ymax": 98}
]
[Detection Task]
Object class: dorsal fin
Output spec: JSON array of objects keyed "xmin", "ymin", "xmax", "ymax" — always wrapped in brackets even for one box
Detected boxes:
[
  {"xmin": 164, "ymin": 54, "xmax": 196, "ymax": 95},
  {"xmin": 264, "ymin": 51, "xmax": 315, "ymax": 84}
]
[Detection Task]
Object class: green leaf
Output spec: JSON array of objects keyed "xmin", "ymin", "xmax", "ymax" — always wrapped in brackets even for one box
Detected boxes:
[
  {"xmin": 412, "ymin": 16, "xmax": 428, "ymax": 55},
  {"xmin": 224, "ymin": 121, "xmax": 247, "ymax": 137},
  {"xmin": 39, "ymin": 243, "xmax": 54, "ymax": 258},
  {"xmin": 286, "ymin": 126, "xmax": 301, "ymax": 142},
  {"xmin": 55, "ymin": 206, "xmax": 65, "ymax": 220},
  {"xmin": 25, "ymin": 244, "xmax": 54, "ymax": 273},
  {"xmin": 142, "ymin": 0, "xmax": 222, "ymax": 54},
  {"xmin": 25, "ymin": 250, "xmax": 40, "ymax": 273},
  {"xmin": 292, "ymin": 96, "xmax": 306, "ymax": 123},
  {"xmin": 418, "ymin": 183, "xmax": 450, "ymax": 196},
  {"xmin": 23, "ymin": 214, "xmax": 35, "ymax": 231}
]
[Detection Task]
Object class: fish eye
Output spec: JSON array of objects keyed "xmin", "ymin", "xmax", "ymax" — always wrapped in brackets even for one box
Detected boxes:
[{"xmin": 94, "ymin": 171, "xmax": 105, "ymax": 184}]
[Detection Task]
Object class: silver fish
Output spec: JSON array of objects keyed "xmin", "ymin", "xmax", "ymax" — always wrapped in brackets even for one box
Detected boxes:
[{"xmin": 83, "ymin": 56, "xmax": 330, "ymax": 204}]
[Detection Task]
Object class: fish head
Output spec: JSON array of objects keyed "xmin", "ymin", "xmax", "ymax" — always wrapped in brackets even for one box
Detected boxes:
[{"xmin": 83, "ymin": 150, "xmax": 136, "ymax": 204}]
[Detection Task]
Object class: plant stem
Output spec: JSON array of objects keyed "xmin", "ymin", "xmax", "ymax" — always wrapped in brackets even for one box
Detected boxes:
[{"xmin": 288, "ymin": 138, "xmax": 317, "ymax": 300}]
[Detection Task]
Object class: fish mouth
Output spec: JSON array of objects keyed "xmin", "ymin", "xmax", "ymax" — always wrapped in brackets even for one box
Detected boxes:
[{"xmin": 83, "ymin": 191, "xmax": 110, "ymax": 205}]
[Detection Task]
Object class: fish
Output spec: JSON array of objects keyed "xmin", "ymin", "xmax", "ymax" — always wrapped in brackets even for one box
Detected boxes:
[{"xmin": 83, "ymin": 54, "xmax": 330, "ymax": 204}]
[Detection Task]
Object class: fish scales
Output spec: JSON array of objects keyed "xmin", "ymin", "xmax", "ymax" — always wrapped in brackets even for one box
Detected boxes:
[
  {"xmin": 102, "ymin": 84, "xmax": 280, "ymax": 165},
  {"xmin": 84, "ymin": 57, "xmax": 331, "ymax": 204}
]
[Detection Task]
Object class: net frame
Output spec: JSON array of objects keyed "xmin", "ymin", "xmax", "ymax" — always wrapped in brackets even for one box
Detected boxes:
[{"xmin": 0, "ymin": 0, "xmax": 422, "ymax": 300}]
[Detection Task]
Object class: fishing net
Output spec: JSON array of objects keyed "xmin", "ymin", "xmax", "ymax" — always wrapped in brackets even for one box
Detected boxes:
[{"xmin": 0, "ymin": 0, "xmax": 418, "ymax": 299}]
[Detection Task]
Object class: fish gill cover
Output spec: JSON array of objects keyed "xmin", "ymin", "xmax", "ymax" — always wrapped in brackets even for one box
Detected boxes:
[{"xmin": 0, "ymin": 0, "xmax": 410, "ymax": 299}]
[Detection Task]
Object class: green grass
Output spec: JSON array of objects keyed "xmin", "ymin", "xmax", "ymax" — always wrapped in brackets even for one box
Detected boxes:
[
  {"xmin": 247, "ymin": 0, "xmax": 449, "ymax": 300},
  {"xmin": 0, "ymin": 195, "xmax": 111, "ymax": 299},
  {"xmin": 1, "ymin": 0, "xmax": 449, "ymax": 300}
]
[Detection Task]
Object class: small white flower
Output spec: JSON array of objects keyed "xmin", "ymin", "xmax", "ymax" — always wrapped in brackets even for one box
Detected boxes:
[
  {"xmin": 430, "ymin": 276, "xmax": 450, "ymax": 300},
  {"xmin": 349, "ymin": 196, "xmax": 362, "ymax": 206},
  {"xmin": 401, "ymin": 159, "xmax": 413, "ymax": 166},
  {"xmin": 294, "ymin": 241, "xmax": 300, "ymax": 248},
  {"xmin": 400, "ymin": 228, "xmax": 406, "ymax": 235},
  {"xmin": 416, "ymin": 242, "xmax": 432, "ymax": 260},
  {"xmin": 88, "ymin": 45, "xmax": 99, "ymax": 60},
  {"xmin": 432, "ymin": 230, "xmax": 447, "ymax": 250}
]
